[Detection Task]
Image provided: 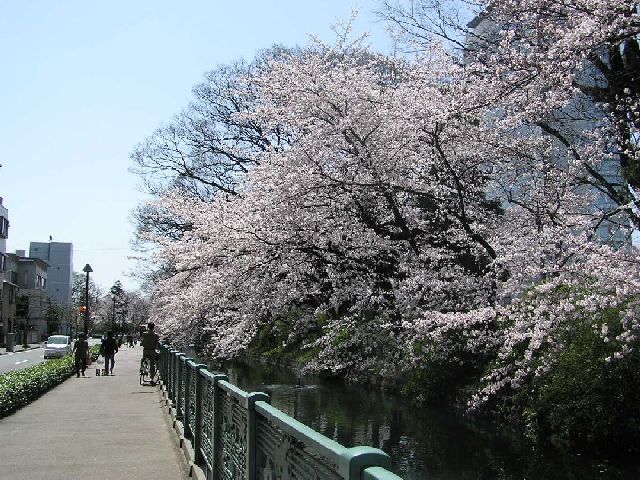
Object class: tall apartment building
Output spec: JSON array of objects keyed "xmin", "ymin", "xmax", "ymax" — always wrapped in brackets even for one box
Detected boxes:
[
  {"xmin": 466, "ymin": 15, "xmax": 629, "ymax": 248},
  {"xmin": 29, "ymin": 241, "xmax": 73, "ymax": 307}
]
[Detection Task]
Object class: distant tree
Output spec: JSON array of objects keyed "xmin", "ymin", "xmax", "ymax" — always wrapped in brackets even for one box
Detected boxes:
[
  {"xmin": 15, "ymin": 295, "xmax": 29, "ymax": 320},
  {"xmin": 45, "ymin": 301, "xmax": 63, "ymax": 335},
  {"xmin": 71, "ymin": 271, "xmax": 102, "ymax": 309}
]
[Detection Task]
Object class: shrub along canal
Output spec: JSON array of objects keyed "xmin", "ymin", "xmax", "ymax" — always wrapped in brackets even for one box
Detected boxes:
[{"xmin": 187, "ymin": 350, "xmax": 638, "ymax": 480}]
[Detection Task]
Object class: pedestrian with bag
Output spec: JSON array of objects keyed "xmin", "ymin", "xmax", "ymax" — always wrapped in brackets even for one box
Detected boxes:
[
  {"xmin": 72, "ymin": 333, "xmax": 89, "ymax": 378},
  {"xmin": 101, "ymin": 331, "xmax": 119, "ymax": 376}
]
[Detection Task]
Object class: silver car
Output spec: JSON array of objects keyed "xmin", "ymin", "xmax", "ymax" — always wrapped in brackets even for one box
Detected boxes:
[{"xmin": 44, "ymin": 335, "xmax": 72, "ymax": 359}]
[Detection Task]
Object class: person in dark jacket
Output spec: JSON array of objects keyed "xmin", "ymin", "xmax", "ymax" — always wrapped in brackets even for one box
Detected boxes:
[
  {"xmin": 141, "ymin": 322, "xmax": 160, "ymax": 384},
  {"xmin": 72, "ymin": 333, "xmax": 89, "ymax": 378},
  {"xmin": 101, "ymin": 331, "xmax": 119, "ymax": 375}
]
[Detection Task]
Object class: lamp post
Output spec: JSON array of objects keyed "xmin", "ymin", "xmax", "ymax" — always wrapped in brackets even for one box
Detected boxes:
[
  {"xmin": 82, "ymin": 264, "xmax": 93, "ymax": 335},
  {"xmin": 112, "ymin": 295, "xmax": 116, "ymax": 331}
]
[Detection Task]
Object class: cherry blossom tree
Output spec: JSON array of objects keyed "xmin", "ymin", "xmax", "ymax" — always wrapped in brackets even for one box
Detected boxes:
[
  {"xmin": 380, "ymin": 1, "xmax": 640, "ymax": 436},
  {"xmin": 135, "ymin": 6, "xmax": 640, "ymax": 448},
  {"xmin": 145, "ymin": 36, "xmax": 538, "ymax": 372}
]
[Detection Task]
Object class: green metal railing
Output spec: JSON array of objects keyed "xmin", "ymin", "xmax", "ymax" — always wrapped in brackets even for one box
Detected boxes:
[{"xmin": 159, "ymin": 344, "xmax": 404, "ymax": 480}]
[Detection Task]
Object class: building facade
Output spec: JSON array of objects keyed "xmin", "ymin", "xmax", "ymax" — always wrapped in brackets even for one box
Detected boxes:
[
  {"xmin": 29, "ymin": 241, "xmax": 73, "ymax": 307},
  {"xmin": 6, "ymin": 253, "xmax": 49, "ymax": 342},
  {"xmin": 1, "ymin": 254, "xmax": 18, "ymax": 346},
  {"xmin": 0, "ymin": 197, "xmax": 9, "ymax": 346}
]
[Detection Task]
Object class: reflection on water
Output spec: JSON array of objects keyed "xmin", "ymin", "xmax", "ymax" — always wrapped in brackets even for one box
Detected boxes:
[{"xmin": 197, "ymin": 356, "xmax": 638, "ymax": 480}]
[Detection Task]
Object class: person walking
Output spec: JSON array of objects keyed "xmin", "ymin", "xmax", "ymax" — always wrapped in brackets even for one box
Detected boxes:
[
  {"xmin": 141, "ymin": 322, "xmax": 160, "ymax": 385},
  {"xmin": 101, "ymin": 331, "xmax": 119, "ymax": 375},
  {"xmin": 72, "ymin": 333, "xmax": 89, "ymax": 378}
]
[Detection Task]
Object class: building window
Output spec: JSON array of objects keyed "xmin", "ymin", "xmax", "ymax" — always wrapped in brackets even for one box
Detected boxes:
[
  {"xmin": 0, "ymin": 253, "xmax": 5, "ymax": 272},
  {"xmin": 0, "ymin": 216, "xmax": 8, "ymax": 238}
]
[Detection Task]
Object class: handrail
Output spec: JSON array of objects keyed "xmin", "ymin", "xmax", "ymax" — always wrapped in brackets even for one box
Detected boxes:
[
  {"xmin": 159, "ymin": 344, "xmax": 403, "ymax": 480},
  {"xmin": 255, "ymin": 400, "xmax": 346, "ymax": 460}
]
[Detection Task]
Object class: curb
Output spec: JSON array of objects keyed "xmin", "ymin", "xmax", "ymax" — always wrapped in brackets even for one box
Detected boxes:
[{"xmin": 159, "ymin": 383, "xmax": 206, "ymax": 480}]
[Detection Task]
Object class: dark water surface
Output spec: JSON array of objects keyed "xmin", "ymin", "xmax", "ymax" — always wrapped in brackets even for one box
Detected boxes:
[{"xmin": 196, "ymin": 355, "xmax": 638, "ymax": 480}]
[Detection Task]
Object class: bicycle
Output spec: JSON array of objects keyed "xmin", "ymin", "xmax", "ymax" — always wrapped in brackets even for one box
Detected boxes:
[{"xmin": 139, "ymin": 356, "xmax": 159, "ymax": 385}]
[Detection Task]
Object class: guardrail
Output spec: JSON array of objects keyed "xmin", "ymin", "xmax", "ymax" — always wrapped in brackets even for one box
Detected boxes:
[{"xmin": 159, "ymin": 344, "xmax": 404, "ymax": 480}]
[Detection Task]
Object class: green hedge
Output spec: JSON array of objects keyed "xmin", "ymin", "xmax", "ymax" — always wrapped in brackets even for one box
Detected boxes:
[
  {"xmin": 525, "ymin": 309, "xmax": 640, "ymax": 453},
  {"xmin": 0, "ymin": 346, "xmax": 100, "ymax": 418}
]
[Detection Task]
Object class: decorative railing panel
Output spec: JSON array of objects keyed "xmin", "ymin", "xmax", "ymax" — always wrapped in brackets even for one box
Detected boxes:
[
  {"xmin": 187, "ymin": 361, "xmax": 197, "ymax": 437},
  {"xmin": 218, "ymin": 381, "xmax": 249, "ymax": 480},
  {"xmin": 199, "ymin": 371, "xmax": 215, "ymax": 471},
  {"xmin": 255, "ymin": 413, "xmax": 342, "ymax": 480}
]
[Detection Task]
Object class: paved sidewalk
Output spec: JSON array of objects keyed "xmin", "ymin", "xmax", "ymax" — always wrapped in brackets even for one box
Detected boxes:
[{"xmin": 0, "ymin": 346, "xmax": 190, "ymax": 480}]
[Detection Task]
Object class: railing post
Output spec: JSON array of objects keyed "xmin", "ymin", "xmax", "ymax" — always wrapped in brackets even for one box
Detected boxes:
[
  {"xmin": 172, "ymin": 352, "xmax": 179, "ymax": 403},
  {"xmin": 161, "ymin": 346, "xmax": 168, "ymax": 383},
  {"xmin": 169, "ymin": 350, "xmax": 178, "ymax": 403},
  {"xmin": 246, "ymin": 392, "xmax": 270, "ymax": 480},
  {"xmin": 192, "ymin": 364, "xmax": 207, "ymax": 467},
  {"xmin": 157, "ymin": 345, "xmax": 162, "ymax": 378},
  {"xmin": 340, "ymin": 446, "xmax": 392, "ymax": 480},
  {"xmin": 183, "ymin": 357, "xmax": 193, "ymax": 424},
  {"xmin": 175, "ymin": 353, "xmax": 186, "ymax": 419},
  {"xmin": 184, "ymin": 360, "xmax": 193, "ymax": 438}
]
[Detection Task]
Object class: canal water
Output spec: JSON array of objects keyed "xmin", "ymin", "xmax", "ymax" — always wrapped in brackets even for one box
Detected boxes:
[{"xmin": 197, "ymin": 355, "xmax": 638, "ymax": 480}]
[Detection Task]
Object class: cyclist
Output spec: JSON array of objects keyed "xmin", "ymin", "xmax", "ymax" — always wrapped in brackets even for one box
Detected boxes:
[{"xmin": 141, "ymin": 322, "xmax": 160, "ymax": 384}]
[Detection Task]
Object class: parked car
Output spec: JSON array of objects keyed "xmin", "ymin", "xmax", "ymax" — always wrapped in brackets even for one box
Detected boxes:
[{"xmin": 44, "ymin": 335, "xmax": 72, "ymax": 359}]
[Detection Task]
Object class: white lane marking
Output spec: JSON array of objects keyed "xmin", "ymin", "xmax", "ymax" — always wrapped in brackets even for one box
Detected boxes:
[{"xmin": 15, "ymin": 360, "xmax": 28, "ymax": 365}]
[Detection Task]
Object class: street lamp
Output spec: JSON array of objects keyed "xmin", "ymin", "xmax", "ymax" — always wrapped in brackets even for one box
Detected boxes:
[
  {"xmin": 112, "ymin": 295, "xmax": 116, "ymax": 331},
  {"xmin": 82, "ymin": 264, "xmax": 93, "ymax": 335}
]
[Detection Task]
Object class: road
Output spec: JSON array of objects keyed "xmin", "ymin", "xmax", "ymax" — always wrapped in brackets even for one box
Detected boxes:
[
  {"xmin": 0, "ymin": 346, "xmax": 46, "ymax": 374},
  {"xmin": 0, "ymin": 339, "xmax": 101, "ymax": 375}
]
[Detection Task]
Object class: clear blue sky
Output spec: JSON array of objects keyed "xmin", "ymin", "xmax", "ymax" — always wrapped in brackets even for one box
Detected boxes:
[{"xmin": 0, "ymin": 0, "xmax": 389, "ymax": 292}]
